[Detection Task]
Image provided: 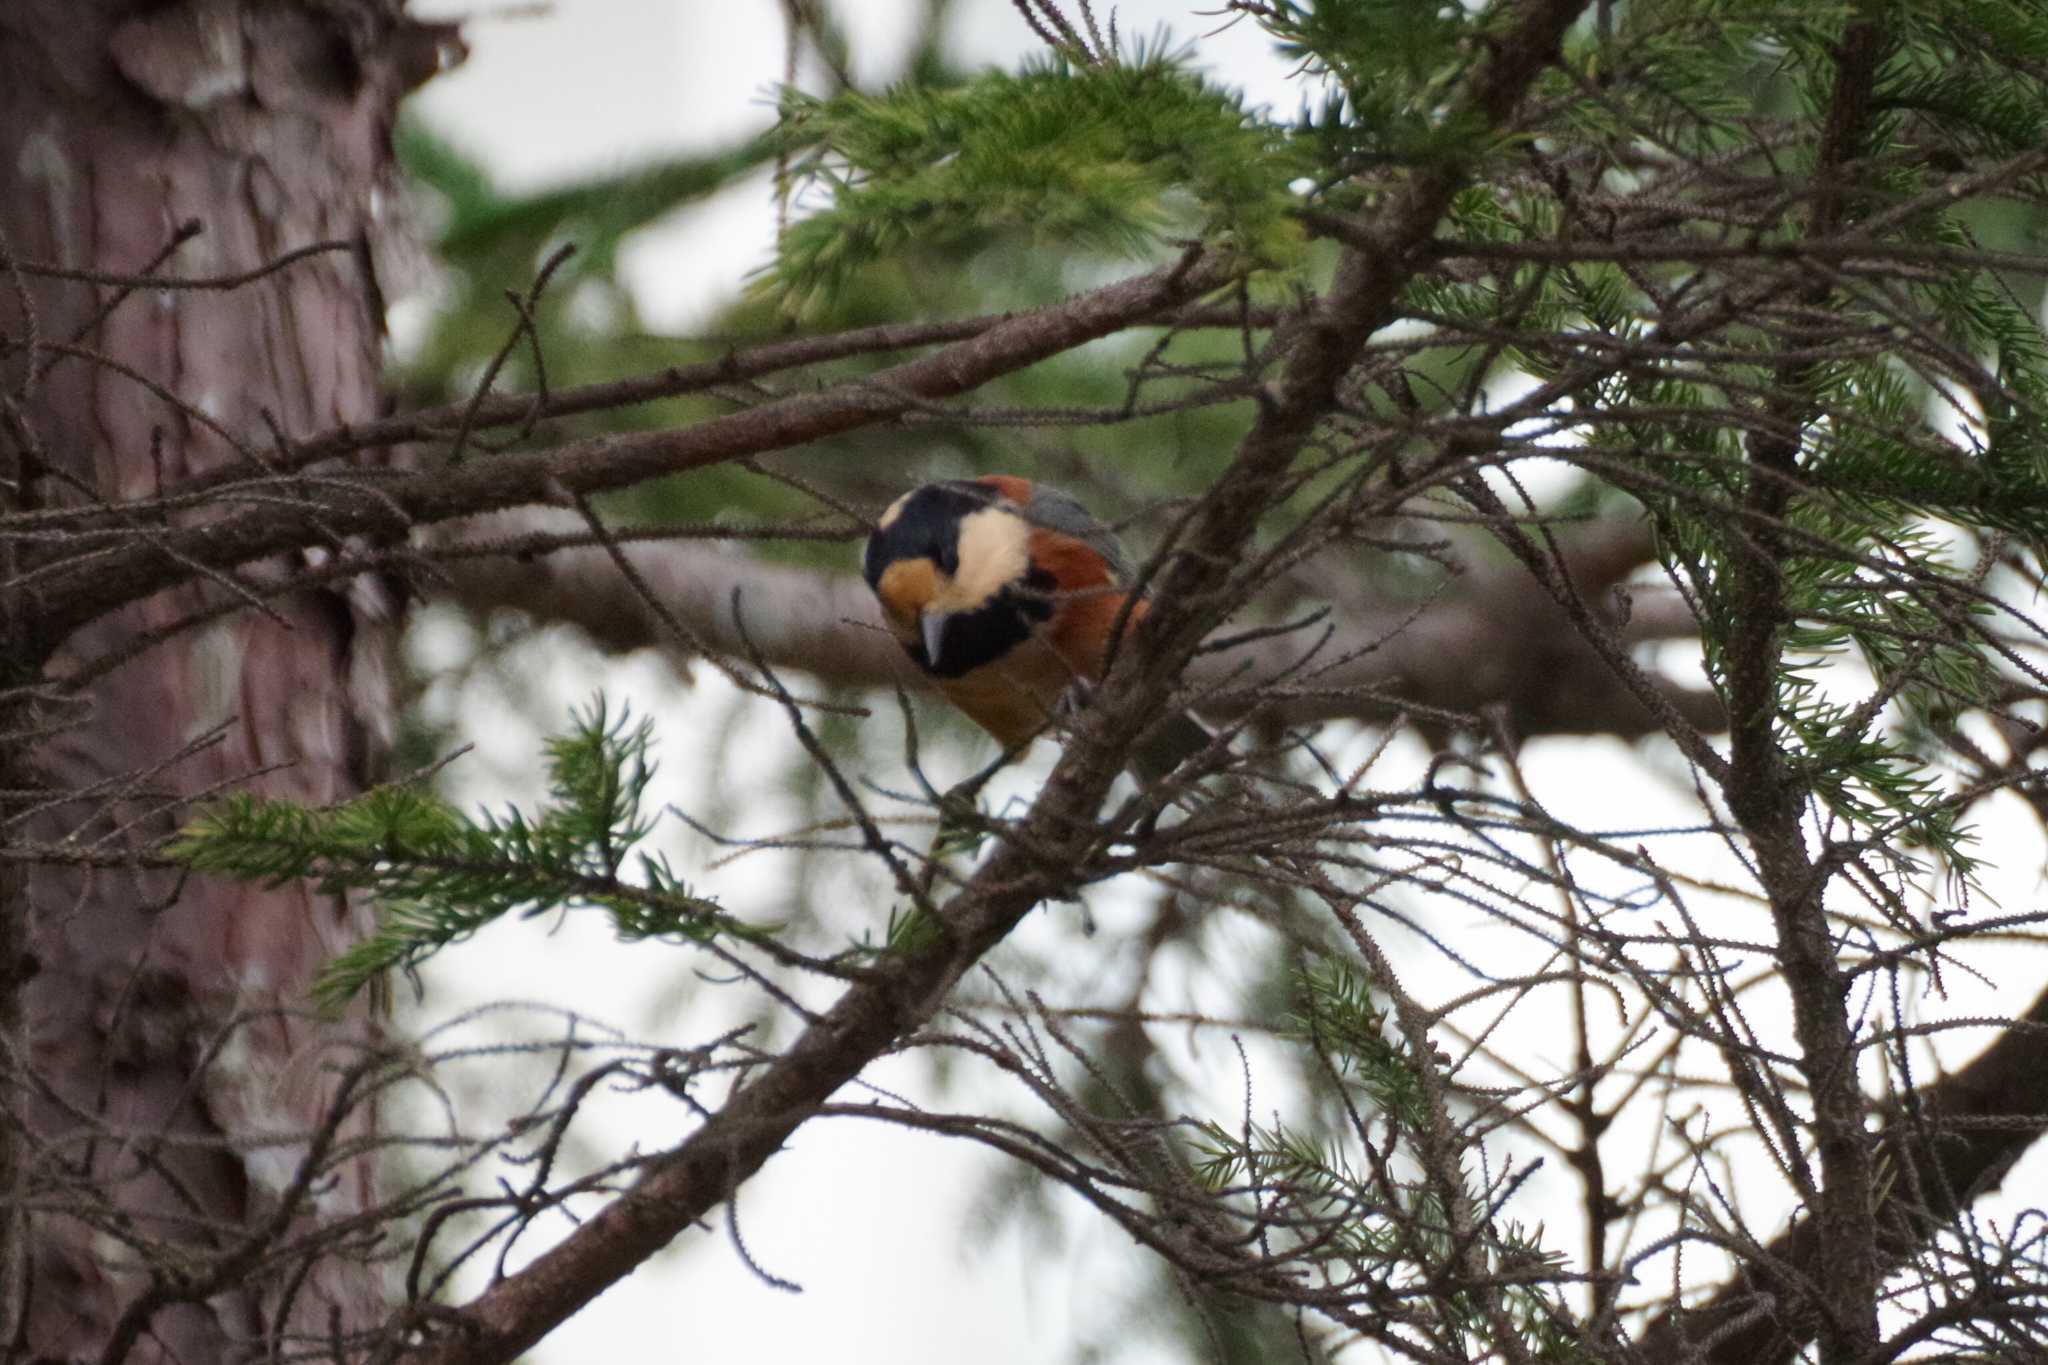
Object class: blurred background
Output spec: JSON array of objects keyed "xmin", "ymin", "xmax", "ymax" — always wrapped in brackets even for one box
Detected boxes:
[
  {"xmin": 395, "ymin": 7, "xmax": 1319, "ymax": 1360},
  {"xmin": 377, "ymin": 3, "xmax": 2048, "ymax": 1361}
]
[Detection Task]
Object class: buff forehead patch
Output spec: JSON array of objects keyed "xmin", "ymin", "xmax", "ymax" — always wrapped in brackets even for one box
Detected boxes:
[{"xmin": 875, "ymin": 490, "xmax": 916, "ymax": 533}]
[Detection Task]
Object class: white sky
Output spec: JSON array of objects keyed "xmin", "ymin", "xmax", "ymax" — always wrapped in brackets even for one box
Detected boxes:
[{"xmin": 390, "ymin": 5, "xmax": 2048, "ymax": 1363}]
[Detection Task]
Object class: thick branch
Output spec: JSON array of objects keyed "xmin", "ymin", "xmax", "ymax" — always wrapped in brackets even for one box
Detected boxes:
[
  {"xmin": 13, "ymin": 254, "xmax": 1236, "ymax": 659},
  {"xmin": 424, "ymin": 508, "xmax": 1722, "ymax": 739},
  {"xmin": 147, "ymin": 303, "xmax": 1283, "ymax": 502}
]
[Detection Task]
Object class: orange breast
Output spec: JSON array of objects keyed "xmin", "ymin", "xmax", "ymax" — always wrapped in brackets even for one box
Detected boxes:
[
  {"xmin": 1051, "ymin": 590, "xmax": 1144, "ymax": 680},
  {"xmin": 936, "ymin": 638, "xmax": 1079, "ymax": 749},
  {"xmin": 938, "ymin": 588, "xmax": 1146, "ymax": 750},
  {"xmin": 1023, "ymin": 523, "xmax": 1136, "ymax": 679},
  {"xmin": 918, "ymin": 485, "xmax": 1147, "ymax": 752}
]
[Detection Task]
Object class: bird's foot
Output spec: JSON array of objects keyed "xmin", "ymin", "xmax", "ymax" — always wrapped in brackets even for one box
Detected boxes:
[{"xmin": 1054, "ymin": 678, "xmax": 1096, "ymax": 723}]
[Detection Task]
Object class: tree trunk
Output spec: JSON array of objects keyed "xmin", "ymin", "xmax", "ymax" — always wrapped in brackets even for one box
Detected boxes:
[{"xmin": 0, "ymin": 3, "xmax": 446, "ymax": 1357}]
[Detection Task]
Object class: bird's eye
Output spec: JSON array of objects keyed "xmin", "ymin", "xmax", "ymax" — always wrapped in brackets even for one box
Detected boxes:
[{"xmin": 936, "ymin": 541, "xmax": 959, "ymax": 576}]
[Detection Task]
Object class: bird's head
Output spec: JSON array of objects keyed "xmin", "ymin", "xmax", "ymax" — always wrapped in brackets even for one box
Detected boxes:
[
  {"xmin": 863, "ymin": 477, "xmax": 1060, "ymax": 678},
  {"xmin": 863, "ymin": 475, "xmax": 1207, "ymax": 776}
]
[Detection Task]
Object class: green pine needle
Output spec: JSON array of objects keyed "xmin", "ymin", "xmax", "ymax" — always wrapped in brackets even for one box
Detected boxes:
[
  {"xmin": 169, "ymin": 698, "xmax": 747, "ymax": 1011},
  {"xmin": 770, "ymin": 50, "xmax": 1309, "ymax": 310}
]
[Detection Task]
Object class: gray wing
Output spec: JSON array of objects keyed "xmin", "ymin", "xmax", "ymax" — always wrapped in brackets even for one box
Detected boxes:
[{"xmin": 1021, "ymin": 484, "xmax": 1138, "ymax": 584}]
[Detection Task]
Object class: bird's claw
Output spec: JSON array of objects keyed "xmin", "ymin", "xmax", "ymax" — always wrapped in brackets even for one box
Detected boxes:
[{"xmin": 1054, "ymin": 679, "xmax": 1096, "ymax": 722}]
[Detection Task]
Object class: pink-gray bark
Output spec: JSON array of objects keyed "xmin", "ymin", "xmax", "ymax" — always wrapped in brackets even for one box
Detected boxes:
[{"xmin": 0, "ymin": 2, "xmax": 445, "ymax": 1357}]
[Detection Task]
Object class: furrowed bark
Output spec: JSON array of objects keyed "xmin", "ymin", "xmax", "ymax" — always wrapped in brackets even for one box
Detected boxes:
[{"xmin": 0, "ymin": 3, "xmax": 441, "ymax": 1356}]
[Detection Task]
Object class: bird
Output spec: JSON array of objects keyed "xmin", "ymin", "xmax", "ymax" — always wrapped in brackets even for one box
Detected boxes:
[{"xmin": 862, "ymin": 474, "xmax": 1212, "ymax": 782}]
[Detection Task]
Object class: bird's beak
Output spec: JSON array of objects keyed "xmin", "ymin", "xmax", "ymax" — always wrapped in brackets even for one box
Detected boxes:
[{"xmin": 920, "ymin": 609, "xmax": 950, "ymax": 671}]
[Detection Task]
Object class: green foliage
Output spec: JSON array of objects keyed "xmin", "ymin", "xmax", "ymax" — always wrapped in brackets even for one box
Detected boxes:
[
  {"xmin": 392, "ymin": 119, "xmax": 860, "ymax": 561},
  {"xmin": 1380, "ymin": 0, "xmax": 2048, "ymax": 885},
  {"xmin": 170, "ymin": 700, "xmax": 755, "ymax": 1010},
  {"xmin": 1249, "ymin": 0, "xmax": 1486, "ymax": 168},
  {"xmin": 391, "ymin": 113, "xmax": 1268, "ymax": 567},
  {"xmin": 771, "ymin": 49, "xmax": 1309, "ymax": 311},
  {"xmin": 394, "ymin": 119, "xmax": 779, "ymax": 404}
]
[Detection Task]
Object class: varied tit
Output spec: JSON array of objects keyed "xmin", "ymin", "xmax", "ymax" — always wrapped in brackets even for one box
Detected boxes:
[{"xmin": 863, "ymin": 474, "xmax": 1210, "ymax": 781}]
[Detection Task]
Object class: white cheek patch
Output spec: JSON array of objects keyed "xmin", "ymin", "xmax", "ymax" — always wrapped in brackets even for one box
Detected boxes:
[{"xmin": 937, "ymin": 507, "xmax": 1030, "ymax": 614}]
